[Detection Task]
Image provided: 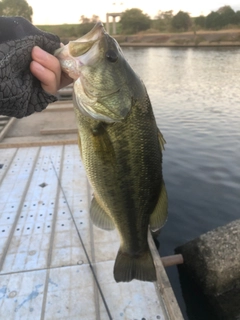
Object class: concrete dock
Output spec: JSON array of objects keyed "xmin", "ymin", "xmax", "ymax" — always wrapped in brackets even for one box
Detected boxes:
[{"xmin": 0, "ymin": 101, "xmax": 183, "ymax": 319}]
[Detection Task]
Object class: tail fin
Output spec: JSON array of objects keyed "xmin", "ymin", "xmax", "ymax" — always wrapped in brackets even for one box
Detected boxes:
[{"xmin": 113, "ymin": 248, "xmax": 156, "ymax": 282}]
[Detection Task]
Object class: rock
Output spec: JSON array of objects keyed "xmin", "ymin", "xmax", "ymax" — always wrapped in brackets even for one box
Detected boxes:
[
  {"xmin": 176, "ymin": 219, "xmax": 240, "ymax": 319},
  {"xmin": 176, "ymin": 219, "xmax": 240, "ymax": 295}
]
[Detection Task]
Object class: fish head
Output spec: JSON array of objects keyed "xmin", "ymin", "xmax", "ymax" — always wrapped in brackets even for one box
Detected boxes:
[{"xmin": 55, "ymin": 22, "xmax": 134, "ymax": 123}]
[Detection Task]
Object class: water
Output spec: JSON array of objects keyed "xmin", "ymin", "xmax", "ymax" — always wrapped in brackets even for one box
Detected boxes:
[{"xmin": 122, "ymin": 47, "xmax": 240, "ymax": 320}]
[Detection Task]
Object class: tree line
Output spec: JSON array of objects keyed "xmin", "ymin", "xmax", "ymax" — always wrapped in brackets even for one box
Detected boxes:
[
  {"xmin": 80, "ymin": 6, "xmax": 240, "ymax": 34},
  {"xmin": 120, "ymin": 6, "xmax": 240, "ymax": 34},
  {"xmin": 195, "ymin": 6, "xmax": 240, "ymax": 30}
]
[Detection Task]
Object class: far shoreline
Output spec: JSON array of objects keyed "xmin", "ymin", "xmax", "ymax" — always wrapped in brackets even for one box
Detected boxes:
[{"xmin": 114, "ymin": 29, "xmax": 240, "ymax": 48}]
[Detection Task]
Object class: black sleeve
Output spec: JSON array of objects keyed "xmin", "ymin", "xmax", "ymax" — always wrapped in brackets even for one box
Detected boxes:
[{"xmin": 0, "ymin": 16, "xmax": 61, "ymax": 118}]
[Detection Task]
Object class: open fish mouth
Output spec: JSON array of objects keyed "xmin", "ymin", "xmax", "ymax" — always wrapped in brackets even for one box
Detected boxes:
[
  {"xmin": 69, "ymin": 22, "xmax": 105, "ymax": 56},
  {"xmin": 55, "ymin": 22, "xmax": 132, "ymax": 123},
  {"xmin": 54, "ymin": 22, "xmax": 104, "ymax": 70}
]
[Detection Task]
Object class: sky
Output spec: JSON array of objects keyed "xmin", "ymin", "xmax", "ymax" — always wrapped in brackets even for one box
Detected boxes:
[{"xmin": 27, "ymin": 0, "xmax": 240, "ymax": 25}]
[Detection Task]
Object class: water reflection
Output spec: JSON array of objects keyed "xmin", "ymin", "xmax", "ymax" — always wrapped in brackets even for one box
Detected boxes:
[{"xmin": 123, "ymin": 47, "xmax": 240, "ymax": 320}]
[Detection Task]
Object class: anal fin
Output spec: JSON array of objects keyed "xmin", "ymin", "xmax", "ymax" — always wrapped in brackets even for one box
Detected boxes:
[
  {"xmin": 150, "ymin": 181, "xmax": 168, "ymax": 232},
  {"xmin": 158, "ymin": 129, "xmax": 166, "ymax": 151},
  {"xmin": 90, "ymin": 197, "xmax": 115, "ymax": 231}
]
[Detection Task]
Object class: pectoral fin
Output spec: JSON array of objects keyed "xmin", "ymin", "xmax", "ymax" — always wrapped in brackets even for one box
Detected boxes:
[
  {"xmin": 90, "ymin": 197, "xmax": 115, "ymax": 231},
  {"xmin": 150, "ymin": 182, "xmax": 168, "ymax": 232}
]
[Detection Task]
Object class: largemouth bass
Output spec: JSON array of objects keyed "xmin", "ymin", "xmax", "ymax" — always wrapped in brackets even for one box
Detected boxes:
[{"xmin": 55, "ymin": 22, "xmax": 168, "ymax": 282}]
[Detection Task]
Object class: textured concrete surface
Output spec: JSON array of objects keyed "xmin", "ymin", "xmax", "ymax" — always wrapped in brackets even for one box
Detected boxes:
[
  {"xmin": 176, "ymin": 219, "xmax": 240, "ymax": 319},
  {"xmin": 176, "ymin": 219, "xmax": 240, "ymax": 295}
]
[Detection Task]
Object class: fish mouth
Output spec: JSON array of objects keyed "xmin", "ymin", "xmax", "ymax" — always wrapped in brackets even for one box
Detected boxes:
[
  {"xmin": 55, "ymin": 22, "xmax": 131, "ymax": 123},
  {"xmin": 74, "ymin": 22, "xmax": 105, "ymax": 43},
  {"xmin": 54, "ymin": 22, "xmax": 106, "ymax": 81},
  {"xmin": 71, "ymin": 22, "xmax": 105, "ymax": 54},
  {"xmin": 55, "ymin": 22, "xmax": 104, "ymax": 60}
]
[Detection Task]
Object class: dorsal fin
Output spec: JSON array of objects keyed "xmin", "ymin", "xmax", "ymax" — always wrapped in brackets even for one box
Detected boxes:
[{"xmin": 158, "ymin": 129, "xmax": 166, "ymax": 151}]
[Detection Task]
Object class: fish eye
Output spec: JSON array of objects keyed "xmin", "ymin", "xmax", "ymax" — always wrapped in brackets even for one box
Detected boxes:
[{"xmin": 105, "ymin": 49, "xmax": 118, "ymax": 63}]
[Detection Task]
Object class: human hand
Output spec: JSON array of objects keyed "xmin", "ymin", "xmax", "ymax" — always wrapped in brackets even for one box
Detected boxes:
[
  {"xmin": 0, "ymin": 17, "xmax": 63, "ymax": 118},
  {"xmin": 30, "ymin": 46, "xmax": 73, "ymax": 95}
]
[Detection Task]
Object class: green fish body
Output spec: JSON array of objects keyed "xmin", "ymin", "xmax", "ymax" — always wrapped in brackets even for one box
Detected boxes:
[{"xmin": 55, "ymin": 23, "xmax": 168, "ymax": 282}]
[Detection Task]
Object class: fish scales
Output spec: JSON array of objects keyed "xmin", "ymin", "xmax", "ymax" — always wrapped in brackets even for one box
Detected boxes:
[
  {"xmin": 55, "ymin": 22, "xmax": 168, "ymax": 282},
  {"xmin": 75, "ymin": 93, "xmax": 162, "ymax": 242}
]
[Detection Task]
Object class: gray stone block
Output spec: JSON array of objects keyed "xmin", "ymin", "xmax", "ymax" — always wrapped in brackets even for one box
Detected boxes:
[
  {"xmin": 176, "ymin": 219, "xmax": 240, "ymax": 319},
  {"xmin": 176, "ymin": 219, "xmax": 240, "ymax": 296}
]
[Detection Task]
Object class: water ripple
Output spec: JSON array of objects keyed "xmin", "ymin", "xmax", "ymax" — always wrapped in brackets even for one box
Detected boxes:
[{"xmin": 123, "ymin": 47, "xmax": 240, "ymax": 320}]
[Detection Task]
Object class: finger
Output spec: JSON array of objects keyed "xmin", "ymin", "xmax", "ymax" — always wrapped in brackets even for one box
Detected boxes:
[
  {"xmin": 32, "ymin": 46, "xmax": 60, "ymax": 72},
  {"xmin": 31, "ymin": 45, "xmax": 73, "ymax": 93},
  {"xmin": 30, "ymin": 60, "xmax": 58, "ymax": 95},
  {"xmin": 32, "ymin": 46, "xmax": 61, "ymax": 84}
]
